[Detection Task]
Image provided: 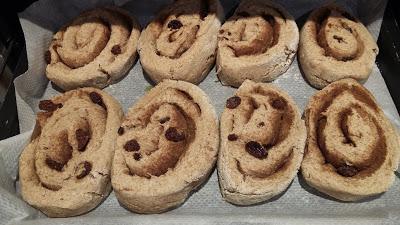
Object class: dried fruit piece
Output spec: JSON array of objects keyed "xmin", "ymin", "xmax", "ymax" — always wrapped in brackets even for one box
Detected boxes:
[
  {"xmin": 118, "ymin": 127, "xmax": 124, "ymax": 135},
  {"xmin": 226, "ymin": 96, "xmax": 241, "ymax": 109},
  {"xmin": 76, "ymin": 161, "xmax": 92, "ymax": 179},
  {"xmin": 165, "ymin": 127, "xmax": 185, "ymax": 142},
  {"xmin": 159, "ymin": 117, "xmax": 170, "ymax": 124},
  {"xmin": 228, "ymin": 134, "xmax": 238, "ymax": 141},
  {"xmin": 124, "ymin": 139, "xmax": 140, "ymax": 152},
  {"xmin": 168, "ymin": 20, "xmax": 183, "ymax": 29},
  {"xmin": 245, "ymin": 141, "xmax": 268, "ymax": 159},
  {"xmin": 76, "ymin": 129, "xmax": 90, "ymax": 151},
  {"xmin": 271, "ymin": 98, "xmax": 286, "ymax": 110},
  {"xmin": 89, "ymin": 92, "xmax": 107, "ymax": 110},
  {"xmin": 133, "ymin": 152, "xmax": 142, "ymax": 161},
  {"xmin": 44, "ymin": 50, "xmax": 51, "ymax": 64},
  {"xmin": 111, "ymin": 45, "xmax": 121, "ymax": 55},
  {"xmin": 45, "ymin": 158, "xmax": 64, "ymax": 171},
  {"xmin": 39, "ymin": 100, "xmax": 62, "ymax": 112},
  {"xmin": 337, "ymin": 165, "xmax": 358, "ymax": 177}
]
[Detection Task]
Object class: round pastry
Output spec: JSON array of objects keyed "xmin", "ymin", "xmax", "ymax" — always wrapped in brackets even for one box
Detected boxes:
[
  {"xmin": 46, "ymin": 7, "xmax": 141, "ymax": 90},
  {"xmin": 111, "ymin": 80, "xmax": 219, "ymax": 213},
  {"xmin": 216, "ymin": 0, "xmax": 299, "ymax": 87},
  {"xmin": 19, "ymin": 88, "xmax": 123, "ymax": 217},
  {"xmin": 218, "ymin": 80, "xmax": 306, "ymax": 205},
  {"xmin": 302, "ymin": 78, "xmax": 400, "ymax": 201},
  {"xmin": 299, "ymin": 5, "xmax": 379, "ymax": 89},
  {"xmin": 137, "ymin": 0, "xmax": 224, "ymax": 84}
]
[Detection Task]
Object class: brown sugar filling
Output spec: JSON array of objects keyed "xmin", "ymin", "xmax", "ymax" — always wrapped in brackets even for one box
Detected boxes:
[{"xmin": 314, "ymin": 85, "xmax": 387, "ymax": 177}]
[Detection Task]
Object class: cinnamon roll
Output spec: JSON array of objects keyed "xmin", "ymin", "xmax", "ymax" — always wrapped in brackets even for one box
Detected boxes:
[
  {"xmin": 46, "ymin": 7, "xmax": 141, "ymax": 90},
  {"xmin": 302, "ymin": 79, "xmax": 400, "ymax": 201},
  {"xmin": 299, "ymin": 5, "xmax": 379, "ymax": 89},
  {"xmin": 218, "ymin": 80, "xmax": 306, "ymax": 205},
  {"xmin": 111, "ymin": 80, "xmax": 219, "ymax": 213},
  {"xmin": 137, "ymin": 0, "xmax": 224, "ymax": 84},
  {"xmin": 216, "ymin": 0, "xmax": 299, "ymax": 87},
  {"xmin": 19, "ymin": 88, "xmax": 123, "ymax": 217}
]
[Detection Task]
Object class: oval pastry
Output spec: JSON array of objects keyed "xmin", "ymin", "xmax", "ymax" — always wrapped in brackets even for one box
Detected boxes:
[
  {"xmin": 46, "ymin": 7, "xmax": 141, "ymax": 90},
  {"xmin": 302, "ymin": 79, "xmax": 400, "ymax": 201},
  {"xmin": 216, "ymin": 0, "xmax": 299, "ymax": 87},
  {"xmin": 137, "ymin": 0, "xmax": 223, "ymax": 84},
  {"xmin": 299, "ymin": 5, "xmax": 379, "ymax": 89},
  {"xmin": 218, "ymin": 80, "xmax": 306, "ymax": 205},
  {"xmin": 19, "ymin": 88, "xmax": 123, "ymax": 217},
  {"xmin": 112, "ymin": 80, "xmax": 219, "ymax": 213}
]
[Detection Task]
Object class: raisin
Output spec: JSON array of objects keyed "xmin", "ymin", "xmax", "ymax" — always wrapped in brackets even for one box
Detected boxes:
[
  {"xmin": 44, "ymin": 50, "xmax": 51, "ymax": 64},
  {"xmin": 39, "ymin": 100, "xmax": 62, "ymax": 112},
  {"xmin": 337, "ymin": 165, "xmax": 358, "ymax": 177},
  {"xmin": 271, "ymin": 98, "xmax": 286, "ymax": 110},
  {"xmin": 76, "ymin": 161, "xmax": 92, "ymax": 179},
  {"xmin": 167, "ymin": 20, "xmax": 183, "ymax": 29},
  {"xmin": 165, "ymin": 127, "xmax": 185, "ymax": 142},
  {"xmin": 45, "ymin": 158, "xmax": 64, "ymax": 171},
  {"xmin": 89, "ymin": 92, "xmax": 107, "ymax": 110},
  {"xmin": 118, "ymin": 127, "xmax": 124, "ymax": 135},
  {"xmin": 237, "ymin": 11, "xmax": 250, "ymax": 17},
  {"xmin": 124, "ymin": 139, "xmax": 140, "ymax": 152},
  {"xmin": 133, "ymin": 152, "xmax": 142, "ymax": 161},
  {"xmin": 159, "ymin": 117, "xmax": 170, "ymax": 124},
  {"xmin": 245, "ymin": 141, "xmax": 268, "ymax": 159},
  {"xmin": 258, "ymin": 122, "xmax": 265, "ymax": 127},
  {"xmin": 226, "ymin": 96, "xmax": 241, "ymax": 109},
  {"xmin": 228, "ymin": 134, "xmax": 238, "ymax": 141},
  {"xmin": 111, "ymin": 45, "xmax": 121, "ymax": 55},
  {"xmin": 76, "ymin": 129, "xmax": 90, "ymax": 151}
]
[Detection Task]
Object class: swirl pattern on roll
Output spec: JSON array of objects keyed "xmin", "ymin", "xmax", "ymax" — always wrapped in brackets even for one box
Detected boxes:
[
  {"xmin": 19, "ymin": 88, "xmax": 122, "ymax": 217},
  {"xmin": 299, "ymin": 5, "xmax": 379, "ymax": 89},
  {"xmin": 112, "ymin": 80, "xmax": 218, "ymax": 213},
  {"xmin": 46, "ymin": 7, "xmax": 141, "ymax": 90},
  {"xmin": 137, "ymin": 0, "xmax": 223, "ymax": 84},
  {"xmin": 301, "ymin": 79, "xmax": 400, "ymax": 201},
  {"xmin": 216, "ymin": 0, "xmax": 299, "ymax": 87},
  {"xmin": 218, "ymin": 80, "xmax": 306, "ymax": 205}
]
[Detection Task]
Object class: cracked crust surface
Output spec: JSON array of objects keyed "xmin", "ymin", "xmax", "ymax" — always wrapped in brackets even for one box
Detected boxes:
[
  {"xmin": 19, "ymin": 88, "xmax": 123, "ymax": 217},
  {"xmin": 217, "ymin": 80, "xmax": 306, "ymax": 205},
  {"xmin": 46, "ymin": 7, "xmax": 141, "ymax": 90},
  {"xmin": 216, "ymin": 0, "xmax": 299, "ymax": 87}
]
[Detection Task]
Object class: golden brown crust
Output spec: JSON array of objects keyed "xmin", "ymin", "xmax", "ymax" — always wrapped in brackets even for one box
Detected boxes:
[
  {"xmin": 301, "ymin": 79, "xmax": 400, "ymax": 201},
  {"xmin": 138, "ymin": 0, "xmax": 224, "ymax": 84},
  {"xmin": 19, "ymin": 88, "xmax": 123, "ymax": 217},
  {"xmin": 299, "ymin": 5, "xmax": 378, "ymax": 89},
  {"xmin": 216, "ymin": 0, "xmax": 299, "ymax": 87},
  {"xmin": 218, "ymin": 80, "xmax": 306, "ymax": 205},
  {"xmin": 112, "ymin": 80, "xmax": 219, "ymax": 213},
  {"xmin": 46, "ymin": 7, "xmax": 141, "ymax": 90}
]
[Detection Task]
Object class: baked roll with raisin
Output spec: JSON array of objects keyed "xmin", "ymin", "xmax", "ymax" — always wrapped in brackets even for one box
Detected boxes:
[
  {"xmin": 216, "ymin": 0, "xmax": 299, "ymax": 87},
  {"xmin": 46, "ymin": 7, "xmax": 140, "ymax": 90},
  {"xmin": 302, "ymin": 79, "xmax": 400, "ymax": 201},
  {"xmin": 299, "ymin": 5, "xmax": 379, "ymax": 89},
  {"xmin": 218, "ymin": 80, "xmax": 306, "ymax": 205},
  {"xmin": 112, "ymin": 80, "xmax": 219, "ymax": 213},
  {"xmin": 137, "ymin": 0, "xmax": 223, "ymax": 84},
  {"xmin": 19, "ymin": 88, "xmax": 123, "ymax": 217}
]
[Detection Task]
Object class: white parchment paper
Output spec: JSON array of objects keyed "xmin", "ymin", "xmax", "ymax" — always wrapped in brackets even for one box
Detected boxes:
[{"xmin": 1, "ymin": 0, "xmax": 399, "ymax": 224}]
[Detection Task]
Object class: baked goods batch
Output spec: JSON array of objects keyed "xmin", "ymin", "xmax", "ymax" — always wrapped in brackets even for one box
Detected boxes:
[
  {"xmin": 17, "ymin": 0, "xmax": 400, "ymax": 218},
  {"xmin": 46, "ymin": 7, "xmax": 141, "ymax": 90},
  {"xmin": 218, "ymin": 80, "xmax": 306, "ymax": 205},
  {"xmin": 19, "ymin": 88, "xmax": 123, "ymax": 217},
  {"xmin": 138, "ymin": 0, "xmax": 223, "ymax": 84},
  {"xmin": 299, "ymin": 5, "xmax": 379, "ymax": 89},
  {"xmin": 216, "ymin": 0, "xmax": 299, "ymax": 87}
]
